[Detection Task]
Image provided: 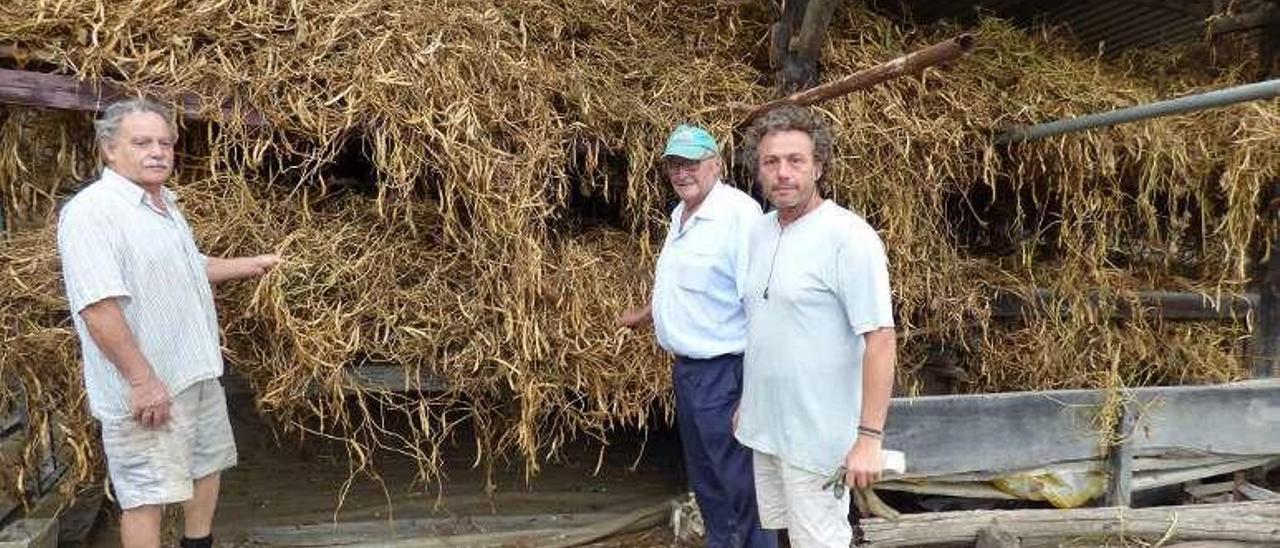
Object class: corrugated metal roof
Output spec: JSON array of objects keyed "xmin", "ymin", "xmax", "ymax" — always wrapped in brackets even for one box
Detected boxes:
[{"xmin": 871, "ymin": 0, "xmax": 1274, "ymax": 55}]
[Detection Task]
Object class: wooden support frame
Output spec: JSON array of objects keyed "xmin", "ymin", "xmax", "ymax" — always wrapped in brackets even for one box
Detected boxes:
[
  {"xmin": 1103, "ymin": 401, "xmax": 1135, "ymax": 506},
  {"xmin": 885, "ymin": 379, "xmax": 1280, "ymax": 479},
  {"xmin": 0, "ymin": 67, "xmax": 266, "ymax": 126},
  {"xmin": 1251, "ymin": 187, "xmax": 1280, "ymax": 378}
]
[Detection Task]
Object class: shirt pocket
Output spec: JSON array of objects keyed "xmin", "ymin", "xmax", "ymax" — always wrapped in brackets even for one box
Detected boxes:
[{"xmin": 675, "ymin": 245, "xmax": 722, "ymax": 293}]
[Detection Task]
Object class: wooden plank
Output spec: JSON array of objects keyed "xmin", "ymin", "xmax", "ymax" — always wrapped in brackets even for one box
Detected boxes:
[
  {"xmin": 1161, "ymin": 543, "xmax": 1270, "ymax": 548},
  {"xmin": 1236, "ymin": 481, "xmax": 1280, "ymax": 501},
  {"xmin": 886, "ymin": 379, "xmax": 1280, "ymax": 477},
  {"xmin": 0, "ymin": 519, "xmax": 56, "ymax": 548},
  {"xmin": 1209, "ymin": 7, "xmax": 1280, "ymax": 36},
  {"xmin": 1184, "ymin": 480, "xmax": 1235, "ymax": 499},
  {"xmin": 876, "ymin": 456, "xmax": 1272, "ymax": 501},
  {"xmin": 1104, "ymin": 403, "xmax": 1135, "ymax": 506},
  {"xmin": 27, "ymin": 488, "xmax": 103, "ymax": 548},
  {"xmin": 0, "ymin": 426, "xmax": 28, "ymax": 524},
  {"xmin": 342, "ymin": 366, "xmax": 447, "ymax": 393},
  {"xmin": 1251, "ymin": 191, "xmax": 1280, "ymax": 377},
  {"xmin": 989, "ymin": 288, "xmax": 1256, "ymax": 321},
  {"xmin": 0, "ymin": 68, "xmax": 266, "ymax": 126},
  {"xmin": 897, "ymin": 455, "xmax": 1261, "ymax": 483},
  {"xmin": 250, "ymin": 499, "xmax": 674, "ymax": 548},
  {"xmin": 875, "ymin": 481, "xmax": 1019, "ymax": 500},
  {"xmin": 859, "ymin": 500, "xmax": 1280, "ymax": 547},
  {"xmin": 975, "ymin": 526, "xmax": 1019, "ymax": 548},
  {"xmin": 1127, "ymin": 457, "xmax": 1270, "ymax": 492},
  {"xmin": 251, "ymin": 511, "xmax": 629, "ymax": 544}
]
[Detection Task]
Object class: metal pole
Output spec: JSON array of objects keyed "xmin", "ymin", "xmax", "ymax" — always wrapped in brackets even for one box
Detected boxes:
[{"xmin": 996, "ymin": 79, "xmax": 1280, "ymax": 144}]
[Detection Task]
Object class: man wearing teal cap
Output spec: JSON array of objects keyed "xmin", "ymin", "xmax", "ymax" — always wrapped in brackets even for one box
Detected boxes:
[{"xmin": 619, "ymin": 124, "xmax": 776, "ymax": 548}]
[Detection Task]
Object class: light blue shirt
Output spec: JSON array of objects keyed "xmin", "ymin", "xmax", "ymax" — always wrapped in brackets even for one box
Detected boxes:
[
  {"xmin": 57, "ymin": 168, "xmax": 224, "ymax": 420},
  {"xmin": 735, "ymin": 200, "xmax": 895, "ymax": 475},
  {"xmin": 652, "ymin": 182, "xmax": 762, "ymax": 359}
]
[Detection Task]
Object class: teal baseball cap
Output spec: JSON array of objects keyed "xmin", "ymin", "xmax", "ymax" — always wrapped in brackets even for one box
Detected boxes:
[{"xmin": 662, "ymin": 124, "xmax": 718, "ymax": 160}]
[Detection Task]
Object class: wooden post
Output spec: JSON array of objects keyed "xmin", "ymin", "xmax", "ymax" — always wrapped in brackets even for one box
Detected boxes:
[
  {"xmin": 1104, "ymin": 402, "xmax": 1135, "ymax": 507},
  {"xmin": 771, "ymin": 0, "xmax": 837, "ymax": 94},
  {"xmin": 1252, "ymin": 182, "xmax": 1280, "ymax": 379}
]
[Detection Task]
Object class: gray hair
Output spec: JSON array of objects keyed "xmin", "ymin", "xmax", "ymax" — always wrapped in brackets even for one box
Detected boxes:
[
  {"xmin": 740, "ymin": 103, "xmax": 835, "ymax": 176},
  {"xmin": 94, "ymin": 98, "xmax": 176, "ymax": 148}
]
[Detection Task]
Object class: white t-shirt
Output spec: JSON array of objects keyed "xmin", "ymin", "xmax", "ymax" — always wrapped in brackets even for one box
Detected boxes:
[
  {"xmin": 652, "ymin": 182, "xmax": 762, "ymax": 358},
  {"xmin": 735, "ymin": 200, "xmax": 895, "ymax": 475}
]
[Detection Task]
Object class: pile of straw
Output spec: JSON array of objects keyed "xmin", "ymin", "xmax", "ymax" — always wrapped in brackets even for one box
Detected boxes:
[{"xmin": 0, "ymin": 0, "xmax": 1275, "ymax": 499}]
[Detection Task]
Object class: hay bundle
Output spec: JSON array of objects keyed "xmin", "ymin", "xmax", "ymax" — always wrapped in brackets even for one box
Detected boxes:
[{"xmin": 0, "ymin": 0, "xmax": 1275, "ymax": 500}]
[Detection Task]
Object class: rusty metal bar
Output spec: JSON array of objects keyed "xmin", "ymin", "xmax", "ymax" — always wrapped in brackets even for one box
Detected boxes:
[{"xmin": 745, "ymin": 33, "xmax": 976, "ymax": 123}]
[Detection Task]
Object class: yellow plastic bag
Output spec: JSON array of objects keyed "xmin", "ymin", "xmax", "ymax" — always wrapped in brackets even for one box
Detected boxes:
[{"xmin": 992, "ymin": 470, "xmax": 1106, "ymax": 508}]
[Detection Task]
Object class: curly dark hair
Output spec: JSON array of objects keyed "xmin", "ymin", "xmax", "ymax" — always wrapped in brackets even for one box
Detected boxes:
[{"xmin": 740, "ymin": 103, "xmax": 834, "ymax": 176}]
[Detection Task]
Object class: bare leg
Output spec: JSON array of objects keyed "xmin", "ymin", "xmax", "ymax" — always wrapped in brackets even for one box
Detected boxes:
[
  {"xmin": 182, "ymin": 472, "xmax": 221, "ymax": 538},
  {"xmin": 119, "ymin": 504, "xmax": 163, "ymax": 548}
]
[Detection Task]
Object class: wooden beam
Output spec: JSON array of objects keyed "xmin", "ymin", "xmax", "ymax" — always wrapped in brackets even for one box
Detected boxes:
[
  {"xmin": 1237, "ymin": 481, "xmax": 1280, "ymax": 501},
  {"xmin": 1184, "ymin": 480, "xmax": 1236, "ymax": 499},
  {"xmin": 0, "ymin": 519, "xmax": 56, "ymax": 548},
  {"xmin": 343, "ymin": 365, "xmax": 448, "ymax": 393},
  {"xmin": 249, "ymin": 499, "xmax": 675, "ymax": 548},
  {"xmin": 875, "ymin": 455, "xmax": 1273, "ymax": 500},
  {"xmin": 989, "ymin": 288, "xmax": 1256, "ymax": 321},
  {"xmin": 1103, "ymin": 402, "xmax": 1134, "ymax": 506},
  {"xmin": 1209, "ymin": 7, "xmax": 1280, "ymax": 37},
  {"xmin": 1251, "ymin": 188, "xmax": 1280, "ymax": 377},
  {"xmin": 1133, "ymin": 456, "xmax": 1274, "ymax": 491},
  {"xmin": 885, "ymin": 379, "xmax": 1280, "ymax": 478},
  {"xmin": 0, "ymin": 68, "xmax": 266, "ymax": 126},
  {"xmin": 749, "ymin": 34, "xmax": 975, "ymax": 123},
  {"xmin": 860, "ymin": 500, "xmax": 1280, "ymax": 547},
  {"xmin": 793, "ymin": 0, "xmax": 838, "ymax": 64}
]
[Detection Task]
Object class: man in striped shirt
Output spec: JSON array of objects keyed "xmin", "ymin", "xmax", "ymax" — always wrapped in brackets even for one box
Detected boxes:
[{"xmin": 57, "ymin": 98, "xmax": 280, "ymax": 548}]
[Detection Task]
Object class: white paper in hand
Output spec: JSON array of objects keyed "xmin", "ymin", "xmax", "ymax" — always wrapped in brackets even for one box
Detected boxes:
[{"xmin": 882, "ymin": 449, "xmax": 906, "ymax": 475}]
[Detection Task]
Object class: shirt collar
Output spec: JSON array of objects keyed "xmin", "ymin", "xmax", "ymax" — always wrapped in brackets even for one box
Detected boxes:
[
  {"xmin": 100, "ymin": 167, "xmax": 176, "ymax": 206},
  {"xmin": 672, "ymin": 180, "xmax": 729, "ymax": 223}
]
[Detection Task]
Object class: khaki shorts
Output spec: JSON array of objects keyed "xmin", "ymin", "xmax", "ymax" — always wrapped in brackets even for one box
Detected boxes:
[
  {"xmin": 754, "ymin": 451, "xmax": 852, "ymax": 548},
  {"xmin": 100, "ymin": 378, "xmax": 237, "ymax": 510}
]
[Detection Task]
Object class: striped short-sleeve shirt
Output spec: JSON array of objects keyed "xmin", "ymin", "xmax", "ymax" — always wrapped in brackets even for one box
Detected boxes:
[{"xmin": 57, "ymin": 168, "xmax": 224, "ymax": 421}]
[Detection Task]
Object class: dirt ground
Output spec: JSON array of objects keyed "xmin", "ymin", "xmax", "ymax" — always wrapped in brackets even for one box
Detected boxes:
[{"xmin": 85, "ymin": 391, "xmax": 694, "ymax": 548}]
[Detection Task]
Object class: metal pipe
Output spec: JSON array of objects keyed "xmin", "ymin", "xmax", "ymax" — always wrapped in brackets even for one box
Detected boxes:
[
  {"xmin": 744, "ymin": 33, "xmax": 976, "ymax": 124},
  {"xmin": 996, "ymin": 79, "xmax": 1280, "ymax": 144}
]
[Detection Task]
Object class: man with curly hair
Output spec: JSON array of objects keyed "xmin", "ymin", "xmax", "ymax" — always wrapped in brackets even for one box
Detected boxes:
[{"xmin": 735, "ymin": 104, "xmax": 897, "ymax": 547}]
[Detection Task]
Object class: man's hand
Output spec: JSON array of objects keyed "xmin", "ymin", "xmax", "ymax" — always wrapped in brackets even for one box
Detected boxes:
[
  {"xmin": 616, "ymin": 305, "xmax": 651, "ymax": 329},
  {"xmin": 844, "ymin": 436, "xmax": 884, "ymax": 489},
  {"xmin": 207, "ymin": 254, "xmax": 284, "ymax": 284},
  {"xmin": 129, "ymin": 373, "xmax": 172, "ymax": 429},
  {"xmin": 248, "ymin": 254, "xmax": 283, "ymax": 276}
]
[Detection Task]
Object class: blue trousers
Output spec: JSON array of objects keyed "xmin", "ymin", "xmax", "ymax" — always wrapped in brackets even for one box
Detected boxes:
[{"xmin": 675, "ymin": 354, "xmax": 777, "ymax": 548}]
